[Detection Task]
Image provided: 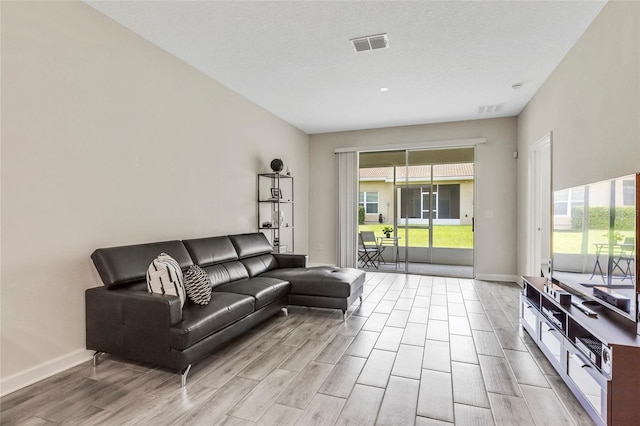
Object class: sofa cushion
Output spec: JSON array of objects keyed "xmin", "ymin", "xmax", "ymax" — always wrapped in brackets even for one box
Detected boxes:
[
  {"xmin": 241, "ymin": 254, "xmax": 278, "ymax": 277},
  {"xmin": 261, "ymin": 266, "xmax": 365, "ymax": 298},
  {"xmin": 202, "ymin": 261, "xmax": 250, "ymax": 289},
  {"xmin": 183, "ymin": 265, "xmax": 212, "ymax": 305},
  {"xmin": 214, "ymin": 277, "xmax": 290, "ymax": 309},
  {"xmin": 228, "ymin": 233, "xmax": 273, "ymax": 259},
  {"xmin": 182, "ymin": 236, "xmax": 238, "ymax": 267},
  {"xmin": 92, "ymin": 241, "xmax": 193, "ymax": 289},
  {"xmin": 170, "ymin": 292, "xmax": 254, "ymax": 350},
  {"xmin": 146, "ymin": 253, "xmax": 187, "ymax": 308}
]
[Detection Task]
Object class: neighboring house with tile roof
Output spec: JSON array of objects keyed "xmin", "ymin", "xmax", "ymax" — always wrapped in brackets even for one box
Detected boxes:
[{"xmin": 359, "ymin": 163, "xmax": 474, "ymax": 226}]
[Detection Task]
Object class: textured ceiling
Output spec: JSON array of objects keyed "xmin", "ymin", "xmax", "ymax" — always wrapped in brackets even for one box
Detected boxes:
[{"xmin": 86, "ymin": 1, "xmax": 607, "ymax": 134}]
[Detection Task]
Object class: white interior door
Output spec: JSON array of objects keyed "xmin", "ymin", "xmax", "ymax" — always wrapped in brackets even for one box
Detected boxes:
[{"xmin": 529, "ymin": 133, "xmax": 552, "ymax": 277}]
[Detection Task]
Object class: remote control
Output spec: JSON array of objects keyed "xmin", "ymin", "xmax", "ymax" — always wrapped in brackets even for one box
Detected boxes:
[{"xmin": 571, "ymin": 301, "xmax": 598, "ymax": 318}]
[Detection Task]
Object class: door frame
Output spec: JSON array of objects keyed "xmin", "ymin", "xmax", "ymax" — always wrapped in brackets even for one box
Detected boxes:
[
  {"xmin": 527, "ymin": 132, "xmax": 552, "ymax": 277},
  {"xmin": 341, "ymin": 138, "xmax": 486, "ymax": 275},
  {"xmin": 356, "ymin": 143, "xmax": 479, "ymax": 275}
]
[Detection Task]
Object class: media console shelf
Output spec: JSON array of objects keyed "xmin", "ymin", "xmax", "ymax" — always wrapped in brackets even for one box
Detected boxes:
[{"xmin": 521, "ymin": 276, "xmax": 640, "ymax": 426}]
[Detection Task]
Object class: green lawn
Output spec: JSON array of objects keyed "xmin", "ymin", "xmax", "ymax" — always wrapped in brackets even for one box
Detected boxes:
[
  {"xmin": 553, "ymin": 229, "xmax": 635, "ymax": 254},
  {"xmin": 359, "ymin": 224, "xmax": 473, "ymax": 248}
]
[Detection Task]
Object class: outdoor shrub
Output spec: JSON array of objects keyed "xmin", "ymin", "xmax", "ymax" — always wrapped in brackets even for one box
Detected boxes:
[
  {"xmin": 570, "ymin": 207, "xmax": 584, "ymax": 230},
  {"xmin": 358, "ymin": 206, "xmax": 365, "ymax": 225},
  {"xmin": 571, "ymin": 206, "xmax": 635, "ymax": 230},
  {"xmin": 614, "ymin": 206, "xmax": 636, "ymax": 230}
]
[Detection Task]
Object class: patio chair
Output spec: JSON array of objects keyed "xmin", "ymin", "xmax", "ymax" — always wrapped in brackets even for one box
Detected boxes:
[
  {"xmin": 358, "ymin": 231, "xmax": 384, "ymax": 268},
  {"xmin": 613, "ymin": 237, "xmax": 635, "ymax": 281}
]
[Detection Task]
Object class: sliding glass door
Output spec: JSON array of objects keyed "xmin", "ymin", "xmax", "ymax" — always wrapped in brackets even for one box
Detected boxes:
[
  {"xmin": 358, "ymin": 147, "xmax": 474, "ymax": 277},
  {"xmin": 358, "ymin": 150, "xmax": 405, "ymax": 269}
]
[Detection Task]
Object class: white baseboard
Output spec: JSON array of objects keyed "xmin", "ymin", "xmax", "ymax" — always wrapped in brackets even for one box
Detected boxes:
[
  {"xmin": 0, "ymin": 348, "xmax": 93, "ymax": 397},
  {"xmin": 474, "ymin": 273, "xmax": 520, "ymax": 284}
]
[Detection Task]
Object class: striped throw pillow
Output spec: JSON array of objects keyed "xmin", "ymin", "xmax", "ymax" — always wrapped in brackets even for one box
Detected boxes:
[
  {"xmin": 146, "ymin": 253, "xmax": 186, "ymax": 308},
  {"xmin": 183, "ymin": 265, "xmax": 212, "ymax": 305}
]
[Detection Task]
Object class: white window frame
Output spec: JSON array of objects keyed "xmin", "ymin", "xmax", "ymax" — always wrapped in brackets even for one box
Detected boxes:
[
  {"xmin": 421, "ymin": 188, "xmax": 438, "ymax": 220},
  {"xmin": 359, "ymin": 191, "xmax": 379, "ymax": 214},
  {"xmin": 553, "ymin": 188, "xmax": 584, "ymax": 217},
  {"xmin": 622, "ymin": 179, "xmax": 634, "ymax": 206}
]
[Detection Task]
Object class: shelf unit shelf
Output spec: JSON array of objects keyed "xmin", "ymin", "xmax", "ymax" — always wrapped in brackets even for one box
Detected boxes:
[{"xmin": 257, "ymin": 172, "xmax": 294, "ymax": 253}]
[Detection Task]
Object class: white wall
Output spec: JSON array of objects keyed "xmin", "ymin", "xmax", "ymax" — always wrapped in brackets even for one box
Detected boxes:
[
  {"xmin": 517, "ymin": 1, "xmax": 640, "ymax": 277},
  {"xmin": 309, "ymin": 117, "xmax": 518, "ymax": 280},
  {"xmin": 0, "ymin": 1, "xmax": 309, "ymax": 391}
]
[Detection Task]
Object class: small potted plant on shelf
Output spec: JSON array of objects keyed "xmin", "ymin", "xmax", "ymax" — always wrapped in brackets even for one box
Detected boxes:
[{"xmin": 382, "ymin": 226, "xmax": 394, "ymax": 238}]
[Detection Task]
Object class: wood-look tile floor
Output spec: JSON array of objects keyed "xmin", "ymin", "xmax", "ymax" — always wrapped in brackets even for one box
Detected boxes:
[{"xmin": 1, "ymin": 273, "xmax": 595, "ymax": 426}]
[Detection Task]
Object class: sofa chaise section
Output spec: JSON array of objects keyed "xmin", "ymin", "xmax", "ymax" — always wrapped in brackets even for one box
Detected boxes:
[
  {"xmin": 225, "ymin": 233, "xmax": 366, "ymax": 319},
  {"xmin": 262, "ymin": 266, "xmax": 365, "ymax": 319}
]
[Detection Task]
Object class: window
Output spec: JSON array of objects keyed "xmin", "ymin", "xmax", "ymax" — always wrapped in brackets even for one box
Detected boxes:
[
  {"xmin": 400, "ymin": 187, "xmax": 422, "ymax": 219},
  {"xmin": 437, "ymin": 184, "xmax": 461, "ymax": 219},
  {"xmin": 359, "ymin": 191, "xmax": 379, "ymax": 214},
  {"xmin": 400, "ymin": 184, "xmax": 462, "ymax": 220},
  {"xmin": 554, "ymin": 188, "xmax": 584, "ymax": 216},
  {"xmin": 623, "ymin": 180, "xmax": 634, "ymax": 206}
]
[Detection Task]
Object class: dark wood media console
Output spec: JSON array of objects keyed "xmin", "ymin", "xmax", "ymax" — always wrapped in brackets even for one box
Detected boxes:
[{"xmin": 521, "ymin": 276, "xmax": 640, "ymax": 426}]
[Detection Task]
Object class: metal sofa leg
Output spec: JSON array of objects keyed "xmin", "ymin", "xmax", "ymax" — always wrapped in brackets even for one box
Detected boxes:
[
  {"xmin": 342, "ymin": 310, "xmax": 347, "ymax": 322},
  {"xmin": 180, "ymin": 364, "xmax": 192, "ymax": 387},
  {"xmin": 360, "ymin": 295, "xmax": 363, "ymax": 303},
  {"xmin": 281, "ymin": 307, "xmax": 288, "ymax": 316},
  {"xmin": 92, "ymin": 351, "xmax": 104, "ymax": 368}
]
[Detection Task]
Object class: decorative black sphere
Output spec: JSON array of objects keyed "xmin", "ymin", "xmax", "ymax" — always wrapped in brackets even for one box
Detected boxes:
[{"xmin": 270, "ymin": 158, "xmax": 284, "ymax": 173}]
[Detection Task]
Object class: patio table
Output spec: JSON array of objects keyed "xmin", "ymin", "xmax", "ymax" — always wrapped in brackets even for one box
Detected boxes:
[{"xmin": 377, "ymin": 236, "xmax": 401, "ymax": 268}]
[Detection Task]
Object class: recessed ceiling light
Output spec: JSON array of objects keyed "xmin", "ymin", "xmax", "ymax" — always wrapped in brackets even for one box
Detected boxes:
[
  {"xmin": 380, "ymin": 87, "xmax": 389, "ymax": 92},
  {"xmin": 511, "ymin": 82, "xmax": 524, "ymax": 90}
]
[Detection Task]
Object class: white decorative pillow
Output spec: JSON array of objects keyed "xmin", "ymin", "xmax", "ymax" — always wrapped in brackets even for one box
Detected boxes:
[
  {"xmin": 146, "ymin": 253, "xmax": 186, "ymax": 308},
  {"xmin": 183, "ymin": 265, "xmax": 212, "ymax": 305}
]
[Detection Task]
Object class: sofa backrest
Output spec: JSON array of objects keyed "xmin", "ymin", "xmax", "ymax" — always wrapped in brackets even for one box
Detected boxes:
[
  {"xmin": 228, "ymin": 233, "xmax": 277, "ymax": 277},
  {"xmin": 182, "ymin": 236, "xmax": 238, "ymax": 266},
  {"xmin": 228, "ymin": 233, "xmax": 272, "ymax": 258},
  {"xmin": 182, "ymin": 236, "xmax": 250, "ymax": 289},
  {"xmin": 91, "ymin": 233, "xmax": 278, "ymax": 291},
  {"xmin": 91, "ymin": 240, "xmax": 193, "ymax": 290}
]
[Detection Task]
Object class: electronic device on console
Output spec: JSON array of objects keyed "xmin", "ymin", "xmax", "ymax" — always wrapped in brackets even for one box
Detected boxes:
[
  {"xmin": 544, "ymin": 282, "xmax": 572, "ymax": 305},
  {"xmin": 593, "ymin": 286, "xmax": 631, "ymax": 312},
  {"xmin": 575, "ymin": 336, "xmax": 602, "ymax": 364},
  {"xmin": 574, "ymin": 336, "xmax": 613, "ymax": 376},
  {"xmin": 541, "ymin": 306, "xmax": 565, "ymax": 330}
]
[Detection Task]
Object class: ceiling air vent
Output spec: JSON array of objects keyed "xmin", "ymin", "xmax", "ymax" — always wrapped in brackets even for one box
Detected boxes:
[
  {"xmin": 477, "ymin": 103, "xmax": 505, "ymax": 114},
  {"xmin": 351, "ymin": 33, "xmax": 389, "ymax": 52}
]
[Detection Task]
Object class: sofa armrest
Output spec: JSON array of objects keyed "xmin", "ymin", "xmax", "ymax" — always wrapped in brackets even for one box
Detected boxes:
[
  {"xmin": 274, "ymin": 253, "xmax": 308, "ymax": 269},
  {"xmin": 85, "ymin": 287, "xmax": 183, "ymax": 368}
]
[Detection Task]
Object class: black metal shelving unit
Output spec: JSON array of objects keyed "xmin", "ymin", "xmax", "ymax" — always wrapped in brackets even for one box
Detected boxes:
[{"xmin": 257, "ymin": 173, "xmax": 294, "ymax": 253}]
